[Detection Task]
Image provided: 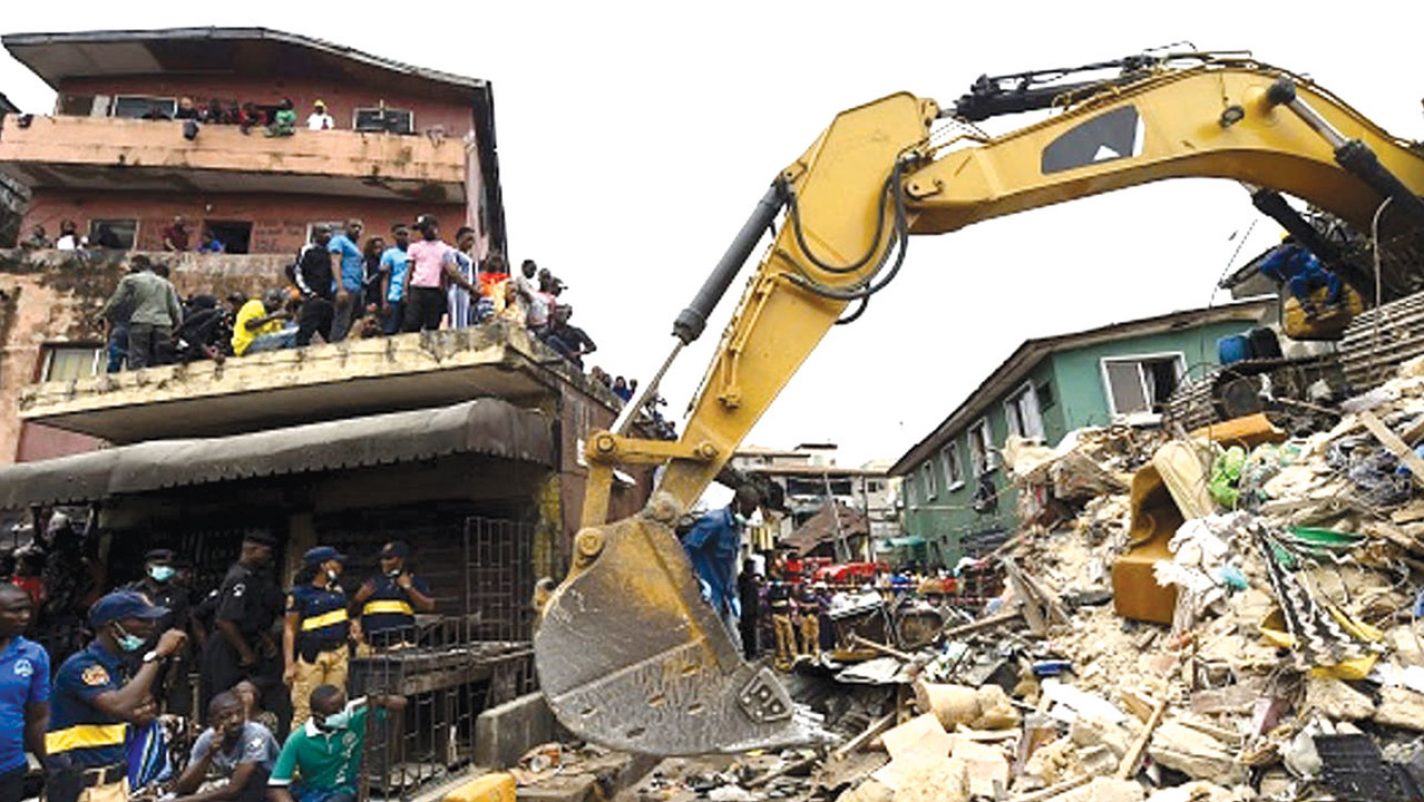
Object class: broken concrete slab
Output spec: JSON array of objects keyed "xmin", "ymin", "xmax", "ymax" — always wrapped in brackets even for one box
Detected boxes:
[
  {"xmin": 950, "ymin": 739, "xmax": 1008, "ymax": 799},
  {"xmin": 1147, "ymin": 721, "xmax": 1242, "ymax": 783},
  {"xmin": 1374, "ymin": 686, "xmax": 1424, "ymax": 732},
  {"xmin": 515, "ymin": 775, "xmax": 596, "ymax": 802},
  {"xmin": 1306, "ymin": 677, "xmax": 1376, "ymax": 721}
]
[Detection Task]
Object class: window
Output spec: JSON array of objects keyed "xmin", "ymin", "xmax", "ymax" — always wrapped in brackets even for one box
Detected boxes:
[
  {"xmin": 941, "ymin": 442, "xmax": 965, "ymax": 490},
  {"xmin": 921, "ymin": 462, "xmax": 937, "ymax": 500},
  {"xmin": 1037, "ymin": 381, "xmax": 1055, "ymax": 410},
  {"xmin": 1004, "ymin": 384, "xmax": 1045, "ymax": 441},
  {"xmin": 1101, "ymin": 354, "xmax": 1186, "ymax": 417},
  {"xmin": 967, "ymin": 418, "xmax": 996, "ymax": 477},
  {"xmin": 203, "ymin": 220, "xmax": 253, "ymax": 254},
  {"xmin": 42, "ymin": 344, "xmax": 103, "ymax": 382},
  {"xmin": 354, "ymin": 107, "xmax": 414, "ymax": 134},
  {"xmin": 87, "ymin": 219, "xmax": 137, "ymax": 250},
  {"xmin": 866, "ymin": 480, "xmax": 883, "ymax": 493},
  {"xmin": 111, "ymin": 96, "xmax": 177, "ymax": 119}
]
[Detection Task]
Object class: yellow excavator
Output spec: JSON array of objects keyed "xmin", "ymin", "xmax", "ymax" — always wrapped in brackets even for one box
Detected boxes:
[{"xmin": 533, "ymin": 52, "xmax": 1424, "ymax": 756}]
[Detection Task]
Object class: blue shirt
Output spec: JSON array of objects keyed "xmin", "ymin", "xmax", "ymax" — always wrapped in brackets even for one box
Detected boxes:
[
  {"xmin": 287, "ymin": 584, "xmax": 350, "ymax": 660},
  {"xmin": 0, "ymin": 637, "xmax": 49, "ymax": 773},
  {"xmin": 360, "ymin": 574, "xmax": 431, "ymax": 639},
  {"xmin": 380, "ymin": 247, "xmax": 411, "ymax": 303},
  {"xmin": 681, "ymin": 507, "xmax": 743, "ymax": 616},
  {"xmin": 48, "ymin": 641, "xmax": 127, "ymax": 769},
  {"xmin": 328, "ymin": 234, "xmax": 365, "ymax": 294}
]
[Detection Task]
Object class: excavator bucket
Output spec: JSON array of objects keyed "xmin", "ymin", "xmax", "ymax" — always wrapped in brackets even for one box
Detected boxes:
[{"xmin": 534, "ymin": 505, "xmax": 817, "ymax": 755}]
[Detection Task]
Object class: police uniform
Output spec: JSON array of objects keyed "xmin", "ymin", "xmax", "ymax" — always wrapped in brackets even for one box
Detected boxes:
[
  {"xmin": 122, "ymin": 575, "xmax": 192, "ymax": 716},
  {"xmin": 359, "ymin": 573, "xmax": 430, "ymax": 648},
  {"xmin": 201, "ymin": 560, "xmax": 284, "ymax": 719},
  {"xmin": 287, "ymin": 582, "xmax": 350, "ymax": 729},
  {"xmin": 46, "ymin": 642, "xmax": 129, "ymax": 802}
]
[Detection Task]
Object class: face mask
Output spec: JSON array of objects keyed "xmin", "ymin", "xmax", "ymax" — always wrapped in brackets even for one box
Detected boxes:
[
  {"xmin": 387, "ymin": 569, "xmax": 402, "ymax": 578},
  {"xmin": 114, "ymin": 623, "xmax": 146, "ymax": 653},
  {"xmin": 326, "ymin": 569, "xmax": 340, "ymax": 583},
  {"xmin": 319, "ymin": 708, "xmax": 352, "ymax": 731},
  {"xmin": 148, "ymin": 565, "xmax": 176, "ymax": 583},
  {"xmin": 733, "ymin": 513, "xmax": 749, "ymax": 527}
]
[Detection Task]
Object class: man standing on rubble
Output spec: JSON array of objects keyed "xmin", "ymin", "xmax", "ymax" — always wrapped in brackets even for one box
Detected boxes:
[{"xmin": 681, "ymin": 486, "xmax": 762, "ymax": 652}]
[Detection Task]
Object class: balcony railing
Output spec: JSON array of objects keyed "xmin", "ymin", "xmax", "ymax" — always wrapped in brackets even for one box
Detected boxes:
[{"xmin": 0, "ymin": 115, "xmax": 466, "ymax": 200}]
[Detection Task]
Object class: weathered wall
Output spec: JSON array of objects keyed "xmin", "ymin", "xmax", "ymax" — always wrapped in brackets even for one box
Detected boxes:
[
  {"xmin": 58, "ymin": 74, "xmax": 475, "ymax": 137},
  {"xmin": 23, "ymin": 190, "xmax": 464, "ymax": 254},
  {"xmin": 0, "ymin": 249, "xmax": 286, "ymax": 463}
]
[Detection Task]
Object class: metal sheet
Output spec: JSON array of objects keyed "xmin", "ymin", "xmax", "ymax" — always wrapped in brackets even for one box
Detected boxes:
[{"xmin": 0, "ymin": 398, "xmax": 553, "ymax": 509}]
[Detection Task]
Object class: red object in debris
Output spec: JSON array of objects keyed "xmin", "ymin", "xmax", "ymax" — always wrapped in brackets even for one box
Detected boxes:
[{"xmin": 812, "ymin": 561, "xmax": 890, "ymax": 585}]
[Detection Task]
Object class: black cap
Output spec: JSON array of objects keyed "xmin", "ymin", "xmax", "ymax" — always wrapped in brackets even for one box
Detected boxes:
[
  {"xmin": 242, "ymin": 532, "xmax": 278, "ymax": 547},
  {"xmin": 380, "ymin": 541, "xmax": 410, "ymax": 559}
]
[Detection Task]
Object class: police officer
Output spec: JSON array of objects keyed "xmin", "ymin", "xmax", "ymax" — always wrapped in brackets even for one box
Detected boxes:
[
  {"xmin": 123, "ymin": 549, "xmax": 192, "ymax": 716},
  {"xmin": 201, "ymin": 533, "xmax": 284, "ymax": 728},
  {"xmin": 46, "ymin": 591, "xmax": 186, "ymax": 802},
  {"xmin": 283, "ymin": 547, "xmax": 353, "ymax": 729},
  {"xmin": 350, "ymin": 541, "xmax": 435, "ymax": 650}
]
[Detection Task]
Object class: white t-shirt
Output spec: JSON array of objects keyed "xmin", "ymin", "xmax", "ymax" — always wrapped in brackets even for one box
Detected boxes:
[
  {"xmin": 307, "ymin": 112, "xmax": 335, "ymax": 130},
  {"xmin": 56, "ymin": 234, "xmax": 84, "ymax": 251}
]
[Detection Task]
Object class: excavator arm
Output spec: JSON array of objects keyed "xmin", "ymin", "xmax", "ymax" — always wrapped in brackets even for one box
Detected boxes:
[{"xmin": 534, "ymin": 56, "xmax": 1424, "ymax": 756}]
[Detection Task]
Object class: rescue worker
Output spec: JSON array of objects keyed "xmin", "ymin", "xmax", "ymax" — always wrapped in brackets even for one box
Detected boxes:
[
  {"xmin": 283, "ymin": 548, "xmax": 353, "ymax": 729},
  {"xmin": 766, "ymin": 564, "xmax": 795, "ymax": 670},
  {"xmin": 46, "ymin": 591, "xmax": 186, "ymax": 802},
  {"xmin": 350, "ymin": 541, "xmax": 435, "ymax": 651},
  {"xmin": 680, "ymin": 485, "xmax": 762, "ymax": 651},
  {"xmin": 123, "ymin": 549, "xmax": 192, "ymax": 716},
  {"xmin": 201, "ymin": 533, "xmax": 284, "ymax": 730},
  {"xmin": 795, "ymin": 578, "xmax": 822, "ymax": 659}
]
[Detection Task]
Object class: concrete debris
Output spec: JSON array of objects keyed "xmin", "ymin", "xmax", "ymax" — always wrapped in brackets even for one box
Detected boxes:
[{"xmin": 619, "ymin": 357, "xmax": 1424, "ymax": 802}]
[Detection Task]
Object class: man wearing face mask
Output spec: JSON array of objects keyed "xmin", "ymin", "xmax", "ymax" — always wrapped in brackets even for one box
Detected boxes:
[
  {"xmin": 350, "ymin": 542, "xmax": 435, "ymax": 651},
  {"xmin": 123, "ymin": 549, "xmax": 192, "ymax": 716},
  {"xmin": 283, "ymin": 548, "xmax": 352, "ymax": 729},
  {"xmin": 46, "ymin": 591, "xmax": 186, "ymax": 802},
  {"xmin": 268, "ymin": 685, "xmax": 406, "ymax": 802},
  {"xmin": 680, "ymin": 485, "xmax": 762, "ymax": 653}
]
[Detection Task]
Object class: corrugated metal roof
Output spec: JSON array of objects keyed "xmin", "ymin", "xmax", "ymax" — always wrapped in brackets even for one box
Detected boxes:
[{"xmin": 0, "ymin": 398, "xmax": 553, "ymax": 509}]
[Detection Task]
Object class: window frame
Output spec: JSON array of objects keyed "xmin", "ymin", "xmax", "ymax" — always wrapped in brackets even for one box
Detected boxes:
[
  {"xmin": 940, "ymin": 441, "xmax": 965, "ymax": 492},
  {"xmin": 41, "ymin": 343, "xmax": 104, "ymax": 383},
  {"xmin": 921, "ymin": 461, "xmax": 937, "ymax": 500},
  {"xmin": 967, "ymin": 417, "xmax": 997, "ymax": 477},
  {"xmin": 352, "ymin": 107, "xmax": 415, "ymax": 135},
  {"xmin": 110, "ymin": 95, "xmax": 177, "ymax": 119},
  {"xmin": 1003, "ymin": 381, "xmax": 1045, "ymax": 441},
  {"xmin": 1099, "ymin": 351, "xmax": 1187, "ymax": 418},
  {"xmin": 87, "ymin": 218, "xmax": 138, "ymax": 251}
]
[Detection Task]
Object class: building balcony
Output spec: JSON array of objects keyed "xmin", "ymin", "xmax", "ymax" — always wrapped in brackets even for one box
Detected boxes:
[
  {"xmin": 16, "ymin": 323, "xmax": 615, "ymax": 444},
  {"xmin": 0, "ymin": 115, "xmax": 467, "ymax": 202}
]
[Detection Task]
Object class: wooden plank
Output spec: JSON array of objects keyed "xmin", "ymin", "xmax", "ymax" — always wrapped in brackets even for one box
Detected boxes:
[
  {"xmin": 1116, "ymin": 696, "xmax": 1168, "ymax": 779},
  {"xmin": 1360, "ymin": 410, "xmax": 1424, "ymax": 490},
  {"xmin": 942, "ymin": 609, "xmax": 1023, "ymax": 639}
]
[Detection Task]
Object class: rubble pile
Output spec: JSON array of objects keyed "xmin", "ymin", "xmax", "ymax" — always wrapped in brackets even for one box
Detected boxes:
[{"xmin": 626, "ymin": 355, "xmax": 1424, "ymax": 802}]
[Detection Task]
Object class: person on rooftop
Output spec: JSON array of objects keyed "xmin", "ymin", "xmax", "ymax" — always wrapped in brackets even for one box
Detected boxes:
[
  {"xmin": 266, "ymin": 99, "xmax": 297, "ymax": 137},
  {"xmin": 162, "ymin": 216, "xmax": 191, "ymax": 253}
]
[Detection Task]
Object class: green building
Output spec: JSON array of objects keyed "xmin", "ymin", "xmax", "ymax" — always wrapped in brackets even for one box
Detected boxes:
[{"xmin": 887, "ymin": 298, "xmax": 1274, "ymax": 569}]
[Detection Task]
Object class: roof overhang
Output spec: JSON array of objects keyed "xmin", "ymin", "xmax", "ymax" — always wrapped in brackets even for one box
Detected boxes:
[
  {"xmin": 0, "ymin": 398, "xmax": 553, "ymax": 509},
  {"xmin": 2, "ymin": 28, "xmax": 486, "ymax": 99}
]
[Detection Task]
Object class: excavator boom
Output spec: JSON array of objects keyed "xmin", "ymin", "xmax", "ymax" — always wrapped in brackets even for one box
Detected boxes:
[{"xmin": 534, "ymin": 55, "xmax": 1424, "ymax": 755}]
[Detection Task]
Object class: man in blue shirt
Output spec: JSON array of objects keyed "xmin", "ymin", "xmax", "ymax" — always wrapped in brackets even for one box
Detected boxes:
[
  {"xmin": 1258, "ymin": 236, "xmax": 1343, "ymax": 318},
  {"xmin": 170, "ymin": 691, "xmax": 279, "ymax": 802},
  {"xmin": 0, "ymin": 585, "xmax": 48, "ymax": 802},
  {"xmin": 350, "ymin": 541, "xmax": 436, "ymax": 650},
  {"xmin": 681, "ymin": 486, "xmax": 762, "ymax": 652},
  {"xmin": 327, "ymin": 220, "xmax": 366, "ymax": 342},
  {"xmin": 46, "ymin": 591, "xmax": 186, "ymax": 802},
  {"xmin": 379, "ymin": 225, "xmax": 412, "ymax": 335}
]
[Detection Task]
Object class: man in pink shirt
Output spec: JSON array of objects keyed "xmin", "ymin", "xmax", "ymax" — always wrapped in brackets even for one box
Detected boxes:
[{"xmin": 400, "ymin": 215, "xmax": 478, "ymax": 332}]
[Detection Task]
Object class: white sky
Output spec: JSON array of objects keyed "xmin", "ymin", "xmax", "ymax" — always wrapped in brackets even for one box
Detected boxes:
[{"xmin": 4, "ymin": 2, "xmax": 1423, "ymax": 478}]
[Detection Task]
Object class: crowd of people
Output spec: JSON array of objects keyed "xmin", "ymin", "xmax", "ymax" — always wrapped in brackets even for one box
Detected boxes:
[
  {"xmin": 88, "ymin": 214, "xmax": 612, "ymax": 379},
  {"xmin": 137, "ymin": 97, "xmax": 341, "ymax": 138},
  {"xmin": 0, "ymin": 512, "xmax": 434, "ymax": 802}
]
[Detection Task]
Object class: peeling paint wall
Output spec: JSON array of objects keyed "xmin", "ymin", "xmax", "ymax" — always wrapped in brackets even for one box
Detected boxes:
[{"xmin": 0, "ymin": 248, "xmax": 288, "ymax": 463}]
